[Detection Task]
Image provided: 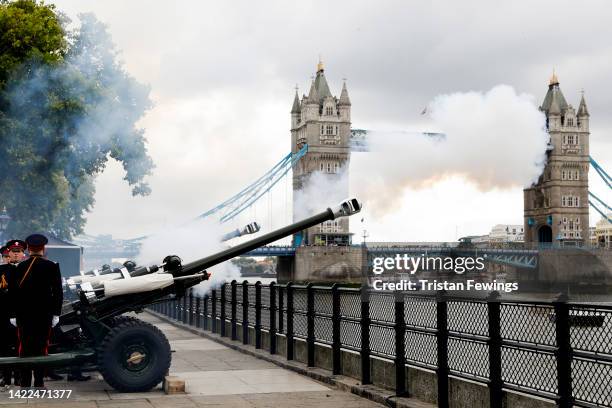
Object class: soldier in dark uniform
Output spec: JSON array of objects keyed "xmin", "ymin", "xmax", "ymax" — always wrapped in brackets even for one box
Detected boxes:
[
  {"xmin": 8, "ymin": 234, "xmax": 62, "ymax": 389},
  {"xmin": 0, "ymin": 240, "xmax": 26, "ymax": 389},
  {"xmin": 0, "ymin": 245, "xmax": 16, "ymax": 389},
  {"xmin": 6, "ymin": 240, "xmax": 26, "ymax": 265},
  {"xmin": 1, "ymin": 246, "xmax": 9, "ymax": 265}
]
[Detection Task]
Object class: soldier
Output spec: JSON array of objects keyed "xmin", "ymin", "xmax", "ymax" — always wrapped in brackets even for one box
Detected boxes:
[
  {"xmin": 8, "ymin": 234, "xmax": 62, "ymax": 389},
  {"xmin": 1, "ymin": 246, "xmax": 9, "ymax": 264},
  {"xmin": 5, "ymin": 240, "xmax": 26, "ymax": 265},
  {"xmin": 0, "ymin": 245, "xmax": 16, "ymax": 390}
]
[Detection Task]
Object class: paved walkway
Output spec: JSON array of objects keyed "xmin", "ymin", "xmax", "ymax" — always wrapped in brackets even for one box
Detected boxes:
[{"xmin": 0, "ymin": 313, "xmax": 383, "ymax": 407}]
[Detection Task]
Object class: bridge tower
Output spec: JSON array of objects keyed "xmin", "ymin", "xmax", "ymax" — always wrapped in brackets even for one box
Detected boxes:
[
  {"xmin": 291, "ymin": 60, "xmax": 352, "ymax": 246},
  {"xmin": 524, "ymin": 72, "xmax": 590, "ymax": 245}
]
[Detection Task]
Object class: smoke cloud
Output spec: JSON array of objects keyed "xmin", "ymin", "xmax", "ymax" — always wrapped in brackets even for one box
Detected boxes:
[
  {"xmin": 293, "ymin": 169, "xmax": 350, "ymax": 219},
  {"xmin": 0, "ymin": 13, "xmax": 153, "ymax": 239},
  {"xmin": 137, "ymin": 217, "xmax": 240, "ymax": 296},
  {"xmin": 351, "ymin": 85, "xmax": 548, "ymax": 215}
]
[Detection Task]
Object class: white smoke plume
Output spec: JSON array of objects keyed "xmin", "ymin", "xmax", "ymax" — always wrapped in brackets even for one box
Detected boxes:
[
  {"xmin": 136, "ymin": 217, "xmax": 240, "ymax": 296},
  {"xmin": 351, "ymin": 85, "xmax": 548, "ymax": 215},
  {"xmin": 293, "ymin": 169, "xmax": 350, "ymax": 219}
]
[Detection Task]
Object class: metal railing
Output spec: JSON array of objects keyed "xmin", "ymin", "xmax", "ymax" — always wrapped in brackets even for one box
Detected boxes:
[{"xmin": 149, "ymin": 282, "xmax": 612, "ymax": 408}]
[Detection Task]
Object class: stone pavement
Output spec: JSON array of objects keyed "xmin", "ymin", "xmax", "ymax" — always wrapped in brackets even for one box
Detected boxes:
[{"xmin": 0, "ymin": 313, "xmax": 384, "ymax": 407}]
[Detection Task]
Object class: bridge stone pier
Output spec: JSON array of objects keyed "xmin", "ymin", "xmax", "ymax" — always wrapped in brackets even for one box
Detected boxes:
[{"xmin": 277, "ymin": 246, "xmax": 366, "ymax": 283}]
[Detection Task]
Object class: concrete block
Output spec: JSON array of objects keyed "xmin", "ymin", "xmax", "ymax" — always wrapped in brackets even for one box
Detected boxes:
[
  {"xmin": 340, "ymin": 349, "xmax": 361, "ymax": 379},
  {"xmin": 314, "ymin": 343, "xmax": 333, "ymax": 371},
  {"xmin": 163, "ymin": 376, "xmax": 185, "ymax": 394}
]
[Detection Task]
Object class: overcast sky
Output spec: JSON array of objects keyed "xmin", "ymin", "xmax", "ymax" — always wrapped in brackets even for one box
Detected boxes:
[{"xmin": 53, "ymin": 0, "xmax": 612, "ymax": 242}]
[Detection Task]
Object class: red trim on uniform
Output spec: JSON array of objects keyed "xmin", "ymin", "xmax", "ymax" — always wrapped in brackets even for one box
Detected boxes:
[
  {"xmin": 17, "ymin": 327, "xmax": 22, "ymax": 357},
  {"xmin": 7, "ymin": 243, "xmax": 25, "ymax": 251},
  {"xmin": 43, "ymin": 327, "xmax": 52, "ymax": 356}
]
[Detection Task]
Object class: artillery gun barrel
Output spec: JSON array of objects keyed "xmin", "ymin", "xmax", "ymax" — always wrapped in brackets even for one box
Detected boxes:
[
  {"xmin": 179, "ymin": 198, "xmax": 361, "ymax": 276},
  {"xmin": 221, "ymin": 221, "xmax": 261, "ymax": 242},
  {"xmin": 74, "ymin": 199, "xmax": 360, "ymax": 302}
]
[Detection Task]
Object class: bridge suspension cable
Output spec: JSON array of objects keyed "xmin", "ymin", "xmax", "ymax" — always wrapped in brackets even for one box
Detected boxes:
[
  {"xmin": 589, "ymin": 156, "xmax": 612, "ymax": 224},
  {"xmin": 197, "ymin": 144, "xmax": 308, "ymax": 223}
]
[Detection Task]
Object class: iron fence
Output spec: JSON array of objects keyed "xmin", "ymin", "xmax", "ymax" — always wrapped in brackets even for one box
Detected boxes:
[{"xmin": 149, "ymin": 281, "xmax": 612, "ymax": 408}]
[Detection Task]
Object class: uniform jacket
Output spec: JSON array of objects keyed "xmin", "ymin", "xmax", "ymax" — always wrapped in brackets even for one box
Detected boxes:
[
  {"xmin": 8, "ymin": 255, "xmax": 63, "ymax": 320},
  {"xmin": 0, "ymin": 263, "xmax": 15, "ymax": 319}
]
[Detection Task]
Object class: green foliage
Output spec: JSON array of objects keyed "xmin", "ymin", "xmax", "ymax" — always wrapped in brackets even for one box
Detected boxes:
[
  {"xmin": 0, "ymin": 1, "xmax": 154, "ymax": 240},
  {"xmin": 0, "ymin": 0, "xmax": 66, "ymax": 88}
]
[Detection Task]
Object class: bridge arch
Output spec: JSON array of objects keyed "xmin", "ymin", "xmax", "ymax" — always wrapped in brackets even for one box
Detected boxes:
[{"xmin": 538, "ymin": 225, "xmax": 552, "ymax": 243}]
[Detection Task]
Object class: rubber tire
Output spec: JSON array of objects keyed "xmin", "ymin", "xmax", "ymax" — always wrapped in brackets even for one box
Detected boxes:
[
  {"xmin": 106, "ymin": 315, "xmax": 142, "ymax": 327},
  {"xmin": 97, "ymin": 319, "xmax": 171, "ymax": 392}
]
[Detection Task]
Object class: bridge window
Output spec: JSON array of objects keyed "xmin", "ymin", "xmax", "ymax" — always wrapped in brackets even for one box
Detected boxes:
[
  {"xmin": 563, "ymin": 195, "xmax": 580, "ymax": 207},
  {"xmin": 321, "ymin": 125, "xmax": 324, "ymax": 135},
  {"xmin": 325, "ymin": 106, "xmax": 334, "ymax": 116},
  {"xmin": 334, "ymin": 162, "xmax": 339, "ymax": 173},
  {"xmin": 320, "ymin": 162, "xmax": 324, "ymax": 171},
  {"xmin": 561, "ymin": 170, "xmax": 566, "ymax": 180},
  {"xmin": 326, "ymin": 125, "xmax": 334, "ymax": 135}
]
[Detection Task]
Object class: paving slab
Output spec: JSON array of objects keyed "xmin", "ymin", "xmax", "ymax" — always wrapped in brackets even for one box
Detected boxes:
[{"xmin": 0, "ymin": 313, "xmax": 383, "ymax": 407}]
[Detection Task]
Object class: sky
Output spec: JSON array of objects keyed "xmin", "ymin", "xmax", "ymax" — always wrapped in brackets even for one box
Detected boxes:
[{"xmin": 53, "ymin": 0, "xmax": 612, "ymax": 242}]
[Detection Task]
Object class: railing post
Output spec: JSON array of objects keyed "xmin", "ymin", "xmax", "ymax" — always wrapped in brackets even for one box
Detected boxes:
[
  {"xmin": 203, "ymin": 295, "xmax": 209, "ymax": 330},
  {"xmin": 243, "ymin": 280, "xmax": 249, "ymax": 345},
  {"xmin": 306, "ymin": 283, "xmax": 315, "ymax": 367},
  {"xmin": 360, "ymin": 286, "xmax": 371, "ymax": 384},
  {"xmin": 554, "ymin": 294, "xmax": 572, "ymax": 408},
  {"xmin": 269, "ymin": 282, "xmax": 277, "ymax": 354},
  {"xmin": 286, "ymin": 282, "xmax": 294, "ymax": 360},
  {"xmin": 231, "ymin": 280, "xmax": 238, "ymax": 340},
  {"xmin": 278, "ymin": 285, "xmax": 284, "ymax": 333},
  {"xmin": 487, "ymin": 292, "xmax": 502, "ymax": 408},
  {"xmin": 255, "ymin": 281, "xmax": 262, "ymax": 349},
  {"xmin": 173, "ymin": 298, "xmax": 178, "ymax": 320},
  {"xmin": 220, "ymin": 283, "xmax": 227, "ymax": 337},
  {"xmin": 436, "ymin": 291, "xmax": 449, "ymax": 408},
  {"xmin": 182, "ymin": 293, "xmax": 188, "ymax": 323},
  {"xmin": 394, "ymin": 291, "xmax": 407, "ymax": 396},
  {"xmin": 195, "ymin": 295, "xmax": 201, "ymax": 328},
  {"xmin": 331, "ymin": 284, "xmax": 341, "ymax": 374},
  {"xmin": 211, "ymin": 289, "xmax": 217, "ymax": 334},
  {"xmin": 188, "ymin": 293, "xmax": 194, "ymax": 326}
]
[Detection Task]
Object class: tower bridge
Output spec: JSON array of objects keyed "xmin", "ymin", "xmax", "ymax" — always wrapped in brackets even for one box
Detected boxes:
[{"xmin": 182, "ymin": 67, "xmax": 611, "ymax": 283}]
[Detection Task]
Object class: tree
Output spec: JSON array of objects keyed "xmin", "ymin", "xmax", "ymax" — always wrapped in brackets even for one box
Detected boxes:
[{"xmin": 0, "ymin": 1, "xmax": 154, "ymax": 240}]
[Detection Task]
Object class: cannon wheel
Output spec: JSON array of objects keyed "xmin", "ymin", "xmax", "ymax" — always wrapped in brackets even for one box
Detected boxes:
[
  {"xmin": 97, "ymin": 318, "xmax": 171, "ymax": 392},
  {"xmin": 106, "ymin": 315, "xmax": 141, "ymax": 327}
]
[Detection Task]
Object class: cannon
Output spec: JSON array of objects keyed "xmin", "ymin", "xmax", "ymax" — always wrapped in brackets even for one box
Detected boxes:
[
  {"xmin": 221, "ymin": 221, "xmax": 261, "ymax": 242},
  {"xmin": 66, "ymin": 260, "xmax": 138, "ymax": 289},
  {"xmin": 0, "ymin": 198, "xmax": 361, "ymax": 392}
]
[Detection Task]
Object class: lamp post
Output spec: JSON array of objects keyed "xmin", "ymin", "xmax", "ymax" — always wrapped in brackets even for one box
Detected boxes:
[
  {"xmin": 362, "ymin": 229, "xmax": 369, "ymax": 247},
  {"xmin": 0, "ymin": 207, "xmax": 11, "ymax": 242}
]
